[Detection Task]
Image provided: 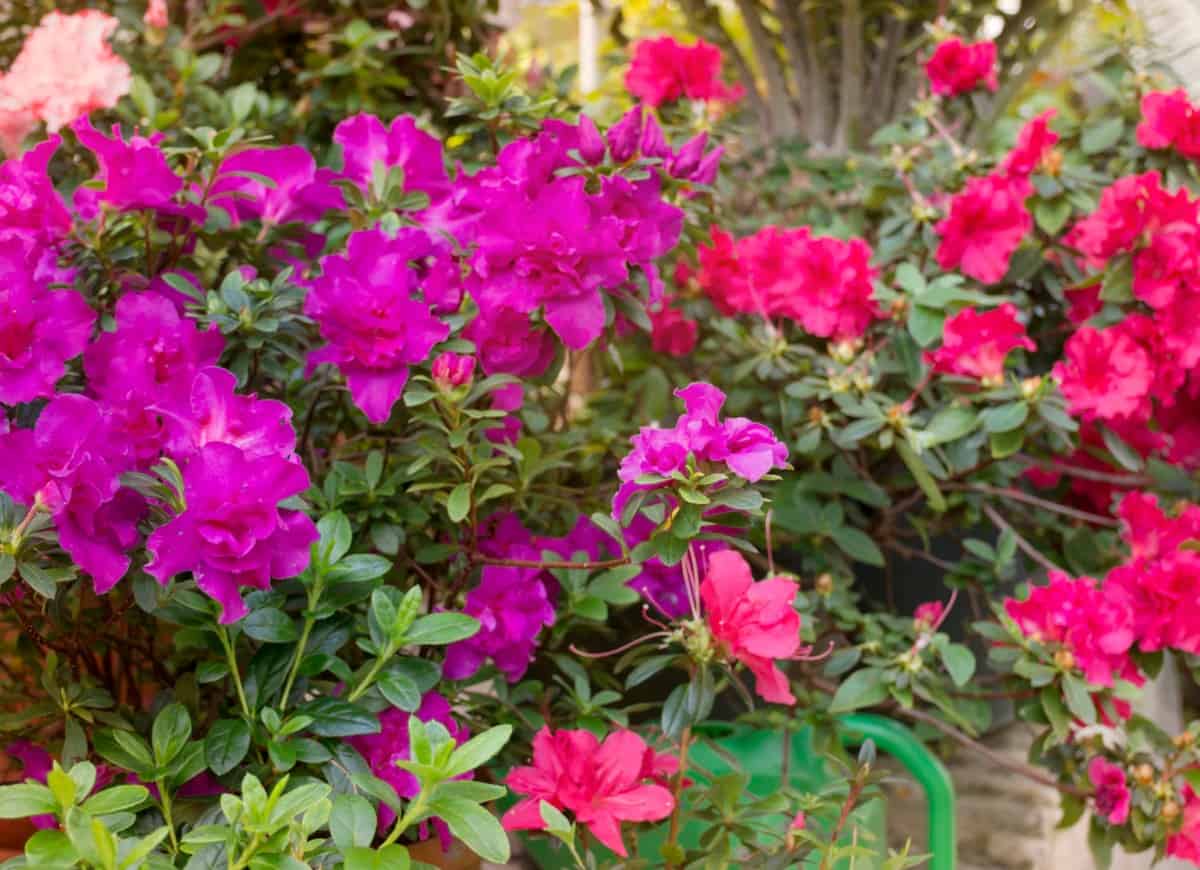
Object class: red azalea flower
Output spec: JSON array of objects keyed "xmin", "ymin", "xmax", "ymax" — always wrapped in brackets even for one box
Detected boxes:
[
  {"xmin": 935, "ymin": 174, "xmax": 1032, "ymax": 284},
  {"xmin": 700, "ymin": 550, "xmax": 800, "ymax": 704},
  {"xmin": 1168, "ymin": 785, "xmax": 1200, "ymax": 862},
  {"xmin": 924, "ymin": 38, "xmax": 998, "ymax": 97},
  {"xmin": 503, "ymin": 728, "xmax": 676, "ymax": 857},
  {"xmin": 1138, "ymin": 90, "xmax": 1200, "ymax": 159},
  {"xmin": 649, "ymin": 297, "xmax": 699, "ymax": 356},
  {"xmin": 1053, "ymin": 325, "xmax": 1154, "ymax": 422},
  {"xmin": 1088, "ymin": 757, "xmax": 1131, "ymax": 825},
  {"xmin": 925, "ymin": 303, "xmax": 1035, "ymax": 383},
  {"xmin": 1001, "ymin": 109, "xmax": 1059, "ymax": 178},
  {"xmin": 624, "ymin": 36, "xmax": 743, "ymax": 107},
  {"xmin": 913, "ymin": 601, "xmax": 944, "ymax": 632}
]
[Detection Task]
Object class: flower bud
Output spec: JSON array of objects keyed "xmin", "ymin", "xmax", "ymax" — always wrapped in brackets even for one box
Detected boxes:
[
  {"xmin": 1175, "ymin": 731, "xmax": 1195, "ymax": 749},
  {"xmin": 577, "ymin": 114, "xmax": 606, "ymax": 165},
  {"xmin": 1134, "ymin": 763, "xmax": 1156, "ymax": 786},
  {"xmin": 432, "ymin": 352, "xmax": 475, "ymax": 392},
  {"xmin": 815, "ymin": 573, "xmax": 834, "ymax": 596},
  {"xmin": 669, "ymin": 131, "xmax": 708, "ymax": 179},
  {"xmin": 639, "ymin": 114, "xmax": 672, "ymax": 161},
  {"xmin": 1053, "ymin": 648, "xmax": 1076, "ymax": 671},
  {"xmin": 606, "ymin": 106, "xmax": 644, "ymax": 163},
  {"xmin": 1040, "ymin": 148, "xmax": 1063, "ymax": 176},
  {"xmin": 1020, "ymin": 376, "xmax": 1042, "ymax": 400},
  {"xmin": 1163, "ymin": 800, "xmax": 1181, "ymax": 822}
]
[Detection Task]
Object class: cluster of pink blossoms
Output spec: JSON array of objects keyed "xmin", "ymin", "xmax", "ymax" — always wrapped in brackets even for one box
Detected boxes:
[
  {"xmin": 1005, "ymin": 493, "xmax": 1200, "ymax": 699},
  {"xmin": 624, "ymin": 36, "xmax": 744, "ymax": 107},
  {"xmin": 1138, "ymin": 89, "xmax": 1200, "ymax": 160},
  {"xmin": 924, "ymin": 37, "xmax": 998, "ymax": 97},
  {"xmin": 0, "ymin": 11, "xmax": 131, "ymax": 156},
  {"xmin": 695, "ymin": 225, "xmax": 883, "ymax": 340},
  {"xmin": 1049, "ymin": 170, "xmax": 1200, "ymax": 492},
  {"xmin": 614, "ymin": 382, "xmax": 788, "ymax": 519},
  {"xmin": 925, "ymin": 303, "xmax": 1035, "ymax": 384},
  {"xmin": 935, "ymin": 110, "xmax": 1059, "ymax": 284},
  {"xmin": 503, "ymin": 727, "xmax": 677, "ymax": 857}
]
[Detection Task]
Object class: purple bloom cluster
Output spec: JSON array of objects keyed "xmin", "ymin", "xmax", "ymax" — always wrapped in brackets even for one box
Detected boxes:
[
  {"xmin": 444, "ymin": 513, "xmax": 557, "ymax": 683},
  {"xmin": 304, "ymin": 227, "xmax": 453, "ymax": 423},
  {"xmin": 614, "ymin": 382, "xmax": 789, "ymax": 519}
]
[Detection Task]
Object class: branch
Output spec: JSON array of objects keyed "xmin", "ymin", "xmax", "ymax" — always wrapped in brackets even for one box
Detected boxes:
[
  {"xmin": 832, "ymin": 0, "xmax": 865, "ymax": 151},
  {"xmin": 869, "ymin": 18, "xmax": 909, "ymax": 133},
  {"xmin": 473, "ymin": 555, "xmax": 631, "ymax": 571},
  {"xmin": 954, "ymin": 482, "xmax": 1121, "ymax": 527},
  {"xmin": 1018, "ymin": 456, "xmax": 1152, "ymax": 487},
  {"xmin": 733, "ymin": 0, "xmax": 801, "ymax": 138},
  {"xmin": 981, "ymin": 504, "xmax": 1063, "ymax": 575}
]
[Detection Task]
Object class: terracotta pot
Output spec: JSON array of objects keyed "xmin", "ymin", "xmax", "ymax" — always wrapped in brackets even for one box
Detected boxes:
[
  {"xmin": 407, "ymin": 836, "xmax": 482, "ymax": 870},
  {"xmin": 0, "ymin": 817, "xmax": 35, "ymax": 860}
]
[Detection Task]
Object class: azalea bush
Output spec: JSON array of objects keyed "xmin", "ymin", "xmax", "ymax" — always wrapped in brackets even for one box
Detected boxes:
[{"xmin": 1, "ymin": 3, "xmax": 1200, "ymax": 870}]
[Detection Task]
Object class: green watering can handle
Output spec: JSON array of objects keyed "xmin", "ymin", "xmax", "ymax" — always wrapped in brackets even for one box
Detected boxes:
[{"xmin": 837, "ymin": 714, "xmax": 957, "ymax": 870}]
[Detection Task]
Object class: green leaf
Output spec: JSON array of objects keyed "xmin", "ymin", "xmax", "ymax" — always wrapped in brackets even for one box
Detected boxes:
[
  {"xmin": 989, "ymin": 428, "xmax": 1025, "ymax": 459},
  {"xmin": 0, "ymin": 783, "xmax": 57, "ymax": 818},
  {"xmin": 404, "ymin": 613, "xmax": 480, "ymax": 646},
  {"xmin": 828, "ymin": 668, "xmax": 889, "ymax": 714},
  {"xmin": 327, "ymin": 554, "xmax": 393, "ymax": 584},
  {"xmin": 922, "ymin": 407, "xmax": 978, "ymax": 447},
  {"xmin": 1033, "ymin": 199, "xmax": 1072, "ymax": 236},
  {"xmin": 1081, "ymin": 117, "xmax": 1124, "ymax": 155},
  {"xmin": 446, "ymin": 483, "xmax": 472, "ymax": 523},
  {"xmin": 445, "ymin": 724, "xmax": 512, "ymax": 777},
  {"xmin": 939, "ymin": 644, "xmax": 976, "ymax": 687},
  {"xmin": 1099, "ymin": 256, "xmax": 1133, "ymax": 304},
  {"xmin": 1041, "ymin": 686, "xmax": 1070, "ymax": 738},
  {"xmin": 25, "ymin": 828, "xmax": 77, "ymax": 865},
  {"xmin": 430, "ymin": 797, "xmax": 511, "ymax": 864},
  {"xmin": 152, "ymin": 703, "xmax": 192, "ymax": 768},
  {"xmin": 377, "ymin": 670, "xmax": 422, "ymax": 712},
  {"xmin": 896, "ymin": 441, "xmax": 946, "ymax": 512},
  {"xmin": 980, "ymin": 402, "xmax": 1028, "ymax": 433},
  {"xmin": 93, "ymin": 731, "xmax": 154, "ymax": 778},
  {"xmin": 344, "ymin": 845, "xmax": 411, "ymax": 870},
  {"xmin": 205, "ymin": 719, "xmax": 251, "ymax": 776},
  {"xmin": 1061, "ymin": 675, "xmax": 1096, "ymax": 724},
  {"xmin": 652, "ymin": 530, "xmax": 690, "ymax": 566},
  {"xmin": 315, "ymin": 512, "xmax": 353, "ymax": 570},
  {"xmin": 1098, "ymin": 424, "xmax": 1144, "ymax": 472},
  {"xmin": 330, "ymin": 794, "xmax": 377, "ymax": 851},
  {"xmin": 297, "ymin": 699, "xmax": 380, "ymax": 738},
  {"xmin": 830, "ymin": 526, "xmax": 884, "ymax": 566},
  {"xmin": 80, "ymin": 785, "xmax": 148, "ymax": 816},
  {"xmin": 908, "ymin": 305, "xmax": 945, "ymax": 347},
  {"xmin": 242, "ymin": 608, "xmax": 299, "ymax": 644}
]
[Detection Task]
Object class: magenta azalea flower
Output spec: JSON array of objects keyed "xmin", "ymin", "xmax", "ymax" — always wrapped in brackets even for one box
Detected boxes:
[
  {"xmin": 71, "ymin": 116, "xmax": 186, "ymax": 214},
  {"xmin": 166, "ymin": 366, "xmax": 298, "ymax": 462},
  {"xmin": 333, "ymin": 113, "xmax": 451, "ymax": 204},
  {"xmin": 0, "ymin": 395, "xmax": 141, "ymax": 592},
  {"xmin": 210, "ymin": 145, "xmax": 343, "ymax": 227},
  {"xmin": 145, "ymin": 443, "xmax": 317, "ymax": 623},
  {"xmin": 0, "ymin": 136, "xmax": 71, "ymax": 243},
  {"xmin": 305, "ymin": 227, "xmax": 450, "ymax": 423},
  {"xmin": 0, "ymin": 237, "xmax": 93, "ymax": 405},
  {"xmin": 1088, "ymin": 757, "xmax": 1131, "ymax": 825}
]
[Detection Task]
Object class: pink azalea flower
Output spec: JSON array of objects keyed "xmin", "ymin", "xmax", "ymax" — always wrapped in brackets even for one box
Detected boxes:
[
  {"xmin": 0, "ymin": 11, "xmax": 131, "ymax": 156},
  {"xmin": 1000, "ymin": 109, "xmax": 1059, "ymax": 178},
  {"xmin": 1088, "ymin": 757, "xmax": 1131, "ymax": 825},
  {"xmin": 700, "ymin": 550, "xmax": 800, "ymax": 705},
  {"xmin": 625, "ymin": 37, "xmax": 743, "ymax": 107},
  {"xmin": 925, "ymin": 303, "xmax": 1035, "ymax": 383},
  {"xmin": 924, "ymin": 38, "xmax": 998, "ymax": 97},
  {"xmin": 503, "ymin": 727, "xmax": 676, "ymax": 857},
  {"xmin": 913, "ymin": 601, "xmax": 944, "ymax": 632},
  {"xmin": 144, "ymin": 0, "xmax": 168, "ymax": 29},
  {"xmin": 1004, "ymin": 571, "xmax": 1137, "ymax": 687},
  {"xmin": 934, "ymin": 174, "xmax": 1033, "ymax": 284},
  {"xmin": 648, "ymin": 297, "xmax": 698, "ymax": 357},
  {"xmin": 431, "ymin": 352, "xmax": 475, "ymax": 390},
  {"xmin": 1053, "ymin": 325, "xmax": 1154, "ymax": 423},
  {"xmin": 1138, "ymin": 90, "xmax": 1200, "ymax": 159},
  {"xmin": 1168, "ymin": 785, "xmax": 1200, "ymax": 862}
]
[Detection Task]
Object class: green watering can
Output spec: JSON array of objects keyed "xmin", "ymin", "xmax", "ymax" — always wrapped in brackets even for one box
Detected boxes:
[{"xmin": 515, "ymin": 714, "xmax": 956, "ymax": 869}]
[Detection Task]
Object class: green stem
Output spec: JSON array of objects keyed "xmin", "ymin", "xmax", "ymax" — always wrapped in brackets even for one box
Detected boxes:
[
  {"xmin": 346, "ymin": 649, "xmax": 392, "ymax": 703},
  {"xmin": 277, "ymin": 578, "xmax": 324, "ymax": 712},
  {"xmin": 217, "ymin": 626, "xmax": 253, "ymax": 720},
  {"xmin": 156, "ymin": 779, "xmax": 180, "ymax": 854},
  {"xmin": 379, "ymin": 791, "xmax": 429, "ymax": 847},
  {"xmin": 229, "ymin": 832, "xmax": 263, "ymax": 870}
]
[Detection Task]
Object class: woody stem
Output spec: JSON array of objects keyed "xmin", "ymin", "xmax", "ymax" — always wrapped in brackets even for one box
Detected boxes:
[{"xmin": 665, "ymin": 726, "xmax": 692, "ymax": 865}]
